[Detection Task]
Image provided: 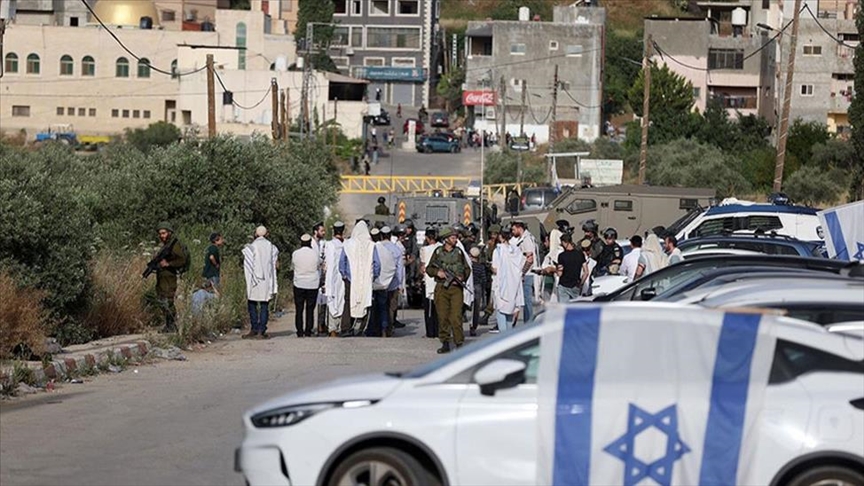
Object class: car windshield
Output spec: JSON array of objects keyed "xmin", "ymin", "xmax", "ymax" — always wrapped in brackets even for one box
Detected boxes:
[
  {"xmin": 666, "ymin": 206, "xmax": 705, "ymax": 236},
  {"xmin": 608, "ymin": 262, "xmax": 719, "ymax": 301},
  {"xmin": 401, "ymin": 321, "xmax": 541, "ymax": 379}
]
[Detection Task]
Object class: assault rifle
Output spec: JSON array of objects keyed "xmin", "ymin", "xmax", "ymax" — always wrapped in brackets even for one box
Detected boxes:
[
  {"xmin": 142, "ymin": 240, "xmax": 175, "ymax": 279},
  {"xmin": 441, "ymin": 268, "xmax": 473, "ymax": 295}
]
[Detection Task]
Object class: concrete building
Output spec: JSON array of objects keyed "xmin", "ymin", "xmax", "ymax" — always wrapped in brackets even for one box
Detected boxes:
[
  {"xmin": 463, "ymin": 5, "xmax": 605, "ymax": 143},
  {"xmin": 322, "ymin": 0, "xmax": 440, "ymax": 108},
  {"xmin": 644, "ymin": 8, "xmax": 777, "ymax": 123},
  {"xmin": 0, "ymin": 0, "xmax": 367, "ymax": 139}
]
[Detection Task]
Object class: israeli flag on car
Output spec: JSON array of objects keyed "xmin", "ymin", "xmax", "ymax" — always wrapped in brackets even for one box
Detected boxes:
[
  {"xmin": 817, "ymin": 200, "xmax": 864, "ymax": 261},
  {"xmin": 537, "ymin": 305, "xmax": 776, "ymax": 486}
]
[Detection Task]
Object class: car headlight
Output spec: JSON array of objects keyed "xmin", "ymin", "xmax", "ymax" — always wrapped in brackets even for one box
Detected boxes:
[{"xmin": 250, "ymin": 400, "xmax": 375, "ymax": 428}]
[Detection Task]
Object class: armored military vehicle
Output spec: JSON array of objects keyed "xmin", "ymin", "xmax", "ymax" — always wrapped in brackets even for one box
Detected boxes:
[{"xmin": 363, "ymin": 193, "xmax": 483, "ymax": 231}]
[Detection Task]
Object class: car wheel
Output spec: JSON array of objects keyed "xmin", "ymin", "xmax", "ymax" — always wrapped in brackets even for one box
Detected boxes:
[
  {"xmin": 329, "ymin": 447, "xmax": 438, "ymax": 486},
  {"xmin": 424, "ymin": 146, "xmax": 433, "ymax": 154},
  {"xmin": 787, "ymin": 465, "xmax": 864, "ymax": 486},
  {"xmin": 450, "ymin": 145, "xmax": 458, "ymax": 153}
]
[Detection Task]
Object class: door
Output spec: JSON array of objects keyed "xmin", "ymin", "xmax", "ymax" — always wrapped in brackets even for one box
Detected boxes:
[
  {"xmin": 455, "ymin": 340, "xmax": 540, "ymax": 486},
  {"xmin": 391, "ymin": 82, "xmax": 415, "ymax": 106}
]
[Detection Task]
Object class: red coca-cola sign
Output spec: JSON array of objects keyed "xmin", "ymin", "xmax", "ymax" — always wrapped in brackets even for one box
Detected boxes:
[{"xmin": 462, "ymin": 90, "xmax": 497, "ymax": 106}]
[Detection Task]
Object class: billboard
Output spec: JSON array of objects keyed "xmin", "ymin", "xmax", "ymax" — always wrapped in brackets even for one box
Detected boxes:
[{"xmin": 462, "ymin": 90, "xmax": 497, "ymax": 106}]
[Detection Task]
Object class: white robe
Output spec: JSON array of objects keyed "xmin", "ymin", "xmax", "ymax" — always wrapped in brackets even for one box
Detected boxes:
[
  {"xmin": 511, "ymin": 230, "xmax": 541, "ymax": 303},
  {"xmin": 243, "ymin": 237, "xmax": 279, "ymax": 302},
  {"xmin": 421, "ymin": 243, "xmax": 441, "ymax": 300},
  {"xmin": 373, "ymin": 241, "xmax": 397, "ymax": 291},
  {"xmin": 492, "ymin": 243, "xmax": 526, "ymax": 315},
  {"xmin": 342, "ymin": 221, "xmax": 375, "ymax": 318},
  {"xmin": 324, "ymin": 238, "xmax": 345, "ymax": 317},
  {"xmin": 455, "ymin": 240, "xmax": 475, "ymax": 306},
  {"xmin": 541, "ymin": 229, "xmax": 564, "ymax": 303}
]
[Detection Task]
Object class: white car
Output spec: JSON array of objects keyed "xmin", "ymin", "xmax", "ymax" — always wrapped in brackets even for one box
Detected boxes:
[
  {"xmin": 675, "ymin": 203, "xmax": 822, "ymax": 243},
  {"xmin": 237, "ymin": 304, "xmax": 864, "ymax": 486}
]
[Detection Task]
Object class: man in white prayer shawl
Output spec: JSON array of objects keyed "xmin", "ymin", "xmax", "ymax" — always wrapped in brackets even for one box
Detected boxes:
[
  {"xmin": 338, "ymin": 220, "xmax": 381, "ymax": 336},
  {"xmin": 491, "ymin": 224, "xmax": 525, "ymax": 333},
  {"xmin": 242, "ymin": 225, "xmax": 279, "ymax": 339},
  {"xmin": 323, "ymin": 221, "xmax": 346, "ymax": 337}
]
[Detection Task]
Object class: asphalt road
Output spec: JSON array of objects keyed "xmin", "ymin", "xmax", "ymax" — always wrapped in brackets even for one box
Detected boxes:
[{"xmin": 0, "ymin": 310, "xmax": 495, "ymax": 486}]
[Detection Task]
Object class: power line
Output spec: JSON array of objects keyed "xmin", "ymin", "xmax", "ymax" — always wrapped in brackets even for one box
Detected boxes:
[
  {"xmin": 213, "ymin": 69, "xmax": 273, "ymax": 110},
  {"xmin": 464, "ymin": 44, "xmax": 605, "ymax": 73},
  {"xmin": 562, "ymin": 87, "xmax": 602, "ymax": 109},
  {"xmin": 803, "ymin": 3, "xmax": 858, "ymax": 49}
]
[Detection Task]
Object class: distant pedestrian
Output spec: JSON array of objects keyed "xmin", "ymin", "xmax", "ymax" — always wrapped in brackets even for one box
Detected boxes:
[
  {"xmin": 191, "ymin": 280, "xmax": 218, "ymax": 315},
  {"xmin": 202, "ymin": 232, "xmax": 223, "ymax": 289},
  {"xmin": 620, "ymin": 235, "xmax": 643, "ymax": 281},
  {"xmin": 362, "ymin": 152, "xmax": 371, "ymax": 175},
  {"xmin": 580, "ymin": 239, "xmax": 596, "ymax": 296},
  {"xmin": 634, "ymin": 234, "xmax": 668, "ymax": 279},
  {"xmin": 242, "ymin": 226, "xmax": 279, "ymax": 339},
  {"xmin": 469, "ymin": 246, "xmax": 487, "ymax": 337},
  {"xmin": 292, "ymin": 234, "xmax": 320, "ymax": 338},
  {"xmin": 396, "ymin": 104, "xmax": 402, "ymax": 118},
  {"xmin": 491, "ymin": 225, "xmax": 524, "ymax": 334},
  {"xmin": 323, "ymin": 222, "xmax": 346, "ymax": 337},
  {"xmin": 372, "ymin": 144, "xmax": 380, "ymax": 165},
  {"xmin": 148, "ymin": 222, "xmax": 187, "ymax": 333},
  {"xmin": 388, "ymin": 128, "xmax": 395, "ymax": 148}
]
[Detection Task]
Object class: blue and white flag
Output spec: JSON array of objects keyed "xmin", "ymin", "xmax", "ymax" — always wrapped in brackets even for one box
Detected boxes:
[
  {"xmin": 817, "ymin": 200, "xmax": 864, "ymax": 261},
  {"xmin": 537, "ymin": 305, "xmax": 776, "ymax": 486}
]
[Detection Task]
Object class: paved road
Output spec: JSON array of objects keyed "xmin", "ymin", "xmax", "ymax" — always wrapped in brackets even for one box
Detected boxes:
[{"xmin": 0, "ymin": 311, "xmax": 494, "ymax": 486}]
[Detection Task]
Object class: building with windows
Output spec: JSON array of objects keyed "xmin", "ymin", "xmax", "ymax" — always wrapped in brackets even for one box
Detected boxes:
[
  {"xmin": 323, "ymin": 0, "xmax": 439, "ymax": 108},
  {"xmin": 462, "ymin": 5, "xmax": 606, "ymax": 143},
  {"xmin": 1, "ymin": 0, "xmax": 367, "ymax": 138}
]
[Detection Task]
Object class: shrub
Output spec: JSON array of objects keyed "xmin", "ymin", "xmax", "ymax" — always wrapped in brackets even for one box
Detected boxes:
[
  {"xmin": 783, "ymin": 166, "xmax": 846, "ymax": 206},
  {"xmin": 84, "ymin": 252, "xmax": 151, "ymax": 338},
  {"xmin": 125, "ymin": 121, "xmax": 182, "ymax": 153},
  {"xmin": 0, "ymin": 271, "xmax": 46, "ymax": 360},
  {"xmin": 645, "ymin": 138, "xmax": 751, "ymax": 197},
  {"xmin": 484, "ymin": 150, "xmax": 547, "ymax": 185},
  {"xmin": 173, "ymin": 259, "xmax": 248, "ymax": 344}
]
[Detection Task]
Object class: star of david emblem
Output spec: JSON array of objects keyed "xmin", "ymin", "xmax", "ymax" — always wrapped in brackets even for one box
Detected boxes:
[
  {"xmin": 853, "ymin": 242, "xmax": 864, "ymax": 261},
  {"xmin": 603, "ymin": 404, "xmax": 691, "ymax": 486}
]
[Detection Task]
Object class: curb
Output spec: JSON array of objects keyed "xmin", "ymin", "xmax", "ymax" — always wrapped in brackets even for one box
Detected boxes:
[{"xmin": 2, "ymin": 340, "xmax": 152, "ymax": 387}]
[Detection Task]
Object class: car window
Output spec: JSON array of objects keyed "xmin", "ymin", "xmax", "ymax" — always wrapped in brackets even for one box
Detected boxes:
[
  {"xmin": 447, "ymin": 338, "xmax": 541, "ymax": 384},
  {"xmin": 769, "ymin": 339, "xmax": 864, "ymax": 384},
  {"xmin": 566, "ymin": 198, "xmax": 596, "ymax": 214},
  {"xmin": 525, "ymin": 192, "xmax": 544, "ymax": 206},
  {"xmin": 769, "ymin": 305, "xmax": 864, "ymax": 326}
]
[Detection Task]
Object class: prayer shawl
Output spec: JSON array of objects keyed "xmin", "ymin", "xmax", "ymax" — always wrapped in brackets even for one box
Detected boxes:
[
  {"xmin": 421, "ymin": 243, "xmax": 441, "ymax": 300},
  {"xmin": 373, "ymin": 240, "xmax": 397, "ymax": 291},
  {"xmin": 639, "ymin": 234, "xmax": 669, "ymax": 276},
  {"xmin": 512, "ymin": 230, "xmax": 542, "ymax": 303},
  {"xmin": 492, "ymin": 242, "xmax": 526, "ymax": 315},
  {"xmin": 542, "ymin": 229, "xmax": 564, "ymax": 303},
  {"xmin": 314, "ymin": 238, "xmax": 326, "ymax": 305},
  {"xmin": 342, "ymin": 221, "xmax": 375, "ymax": 318},
  {"xmin": 324, "ymin": 238, "xmax": 345, "ymax": 317},
  {"xmin": 243, "ymin": 237, "xmax": 279, "ymax": 302},
  {"xmin": 455, "ymin": 240, "xmax": 475, "ymax": 306}
]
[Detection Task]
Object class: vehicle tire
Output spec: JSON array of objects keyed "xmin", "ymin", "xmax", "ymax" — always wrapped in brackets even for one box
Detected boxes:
[
  {"xmin": 450, "ymin": 145, "xmax": 458, "ymax": 154},
  {"xmin": 786, "ymin": 465, "xmax": 864, "ymax": 486},
  {"xmin": 424, "ymin": 146, "xmax": 433, "ymax": 154},
  {"xmin": 328, "ymin": 447, "xmax": 439, "ymax": 486}
]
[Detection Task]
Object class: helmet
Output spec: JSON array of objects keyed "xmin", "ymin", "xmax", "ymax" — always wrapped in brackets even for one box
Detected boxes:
[
  {"xmin": 438, "ymin": 227, "xmax": 455, "ymax": 240},
  {"xmin": 392, "ymin": 224, "xmax": 406, "ymax": 236},
  {"xmin": 403, "ymin": 219, "xmax": 415, "ymax": 229},
  {"xmin": 603, "ymin": 227, "xmax": 618, "ymax": 240},
  {"xmin": 377, "ymin": 196, "xmax": 386, "ymax": 204},
  {"xmin": 581, "ymin": 219, "xmax": 599, "ymax": 234},
  {"xmin": 452, "ymin": 223, "xmax": 466, "ymax": 235},
  {"xmin": 467, "ymin": 222, "xmax": 479, "ymax": 234}
]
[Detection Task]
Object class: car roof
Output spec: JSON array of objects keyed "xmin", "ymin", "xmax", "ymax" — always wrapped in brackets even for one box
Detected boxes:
[
  {"xmin": 697, "ymin": 278, "xmax": 864, "ymax": 307},
  {"xmin": 703, "ymin": 204, "xmax": 818, "ymax": 216}
]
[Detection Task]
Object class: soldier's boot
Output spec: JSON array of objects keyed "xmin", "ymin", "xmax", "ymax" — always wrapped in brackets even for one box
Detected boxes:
[{"xmin": 436, "ymin": 342, "xmax": 451, "ymax": 354}]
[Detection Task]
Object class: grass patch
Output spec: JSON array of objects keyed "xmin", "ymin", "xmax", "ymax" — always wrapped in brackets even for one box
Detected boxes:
[{"xmin": 0, "ymin": 271, "xmax": 47, "ymax": 360}]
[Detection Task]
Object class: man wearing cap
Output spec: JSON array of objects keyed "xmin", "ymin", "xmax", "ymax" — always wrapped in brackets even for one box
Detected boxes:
[
  {"xmin": 202, "ymin": 232, "xmax": 224, "ymax": 290},
  {"xmin": 339, "ymin": 221, "xmax": 381, "ymax": 336},
  {"xmin": 292, "ymin": 234, "xmax": 320, "ymax": 337},
  {"xmin": 152, "ymin": 222, "xmax": 188, "ymax": 333},
  {"xmin": 426, "ymin": 227, "xmax": 471, "ymax": 354},
  {"xmin": 243, "ymin": 226, "xmax": 280, "ymax": 339},
  {"xmin": 375, "ymin": 197, "xmax": 389, "ymax": 216},
  {"xmin": 419, "ymin": 227, "xmax": 441, "ymax": 338},
  {"xmin": 369, "ymin": 227, "xmax": 397, "ymax": 337},
  {"xmin": 510, "ymin": 220, "xmax": 538, "ymax": 325},
  {"xmin": 323, "ymin": 222, "xmax": 346, "ymax": 337}
]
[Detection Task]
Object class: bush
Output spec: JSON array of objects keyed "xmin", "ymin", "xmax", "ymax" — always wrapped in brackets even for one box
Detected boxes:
[
  {"xmin": 783, "ymin": 166, "xmax": 846, "ymax": 206},
  {"xmin": 0, "ymin": 271, "xmax": 46, "ymax": 360},
  {"xmin": 645, "ymin": 138, "xmax": 751, "ymax": 197},
  {"xmin": 125, "ymin": 121, "xmax": 182, "ymax": 153},
  {"xmin": 172, "ymin": 259, "xmax": 248, "ymax": 344},
  {"xmin": 484, "ymin": 150, "xmax": 547, "ymax": 185},
  {"xmin": 84, "ymin": 252, "xmax": 151, "ymax": 338}
]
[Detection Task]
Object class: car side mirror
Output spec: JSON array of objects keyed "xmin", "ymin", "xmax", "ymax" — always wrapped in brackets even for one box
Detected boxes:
[
  {"xmin": 640, "ymin": 288, "xmax": 657, "ymax": 301},
  {"xmin": 474, "ymin": 359, "xmax": 527, "ymax": 396}
]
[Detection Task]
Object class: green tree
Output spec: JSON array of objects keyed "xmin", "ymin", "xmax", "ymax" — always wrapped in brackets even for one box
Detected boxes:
[
  {"xmin": 848, "ymin": 5, "xmax": 864, "ymax": 200},
  {"xmin": 811, "ymin": 139, "xmax": 857, "ymax": 172},
  {"xmin": 295, "ymin": 0, "xmax": 336, "ymax": 72},
  {"xmin": 644, "ymin": 138, "xmax": 750, "ymax": 197},
  {"xmin": 628, "ymin": 64, "xmax": 699, "ymax": 145},
  {"xmin": 489, "ymin": 0, "xmax": 553, "ymax": 21},
  {"xmin": 125, "ymin": 121, "xmax": 181, "ymax": 153},
  {"xmin": 229, "ymin": 0, "xmax": 250, "ymax": 9},
  {"xmin": 604, "ymin": 30, "xmax": 643, "ymax": 115},
  {"xmin": 783, "ymin": 165, "xmax": 846, "ymax": 206},
  {"xmin": 484, "ymin": 151, "xmax": 546, "ymax": 185},
  {"xmin": 786, "ymin": 119, "xmax": 831, "ymax": 172},
  {"xmin": 437, "ymin": 67, "xmax": 465, "ymax": 113}
]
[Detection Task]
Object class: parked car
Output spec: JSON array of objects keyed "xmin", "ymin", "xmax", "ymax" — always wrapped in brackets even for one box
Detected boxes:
[
  {"xmin": 674, "ymin": 202, "xmax": 823, "ymax": 243},
  {"xmin": 370, "ymin": 109, "xmax": 391, "ymax": 126},
  {"xmin": 678, "ymin": 234, "xmax": 823, "ymax": 258},
  {"xmin": 403, "ymin": 118, "xmax": 424, "ymax": 135},
  {"xmin": 236, "ymin": 304, "xmax": 864, "ymax": 486},
  {"xmin": 416, "ymin": 134, "xmax": 460, "ymax": 153},
  {"xmin": 520, "ymin": 186, "xmax": 560, "ymax": 211},
  {"xmin": 430, "ymin": 111, "xmax": 449, "ymax": 128}
]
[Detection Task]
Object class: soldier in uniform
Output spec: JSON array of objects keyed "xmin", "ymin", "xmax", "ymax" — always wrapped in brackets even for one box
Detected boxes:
[
  {"xmin": 597, "ymin": 227, "xmax": 624, "ymax": 276},
  {"xmin": 375, "ymin": 196, "xmax": 389, "ymax": 216},
  {"xmin": 426, "ymin": 227, "xmax": 471, "ymax": 354},
  {"xmin": 152, "ymin": 222, "xmax": 187, "ymax": 333},
  {"xmin": 581, "ymin": 219, "xmax": 604, "ymax": 261}
]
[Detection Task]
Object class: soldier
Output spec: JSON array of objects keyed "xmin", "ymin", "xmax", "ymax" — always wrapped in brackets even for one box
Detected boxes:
[
  {"xmin": 375, "ymin": 196, "xmax": 389, "ymax": 216},
  {"xmin": 597, "ymin": 227, "xmax": 624, "ymax": 276},
  {"xmin": 151, "ymin": 222, "xmax": 187, "ymax": 333},
  {"xmin": 426, "ymin": 227, "xmax": 471, "ymax": 354},
  {"xmin": 581, "ymin": 219, "xmax": 604, "ymax": 261}
]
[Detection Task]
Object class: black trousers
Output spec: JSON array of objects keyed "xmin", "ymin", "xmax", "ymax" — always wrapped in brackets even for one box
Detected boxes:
[
  {"xmin": 293, "ymin": 286, "xmax": 318, "ymax": 335},
  {"xmin": 423, "ymin": 296, "xmax": 439, "ymax": 338}
]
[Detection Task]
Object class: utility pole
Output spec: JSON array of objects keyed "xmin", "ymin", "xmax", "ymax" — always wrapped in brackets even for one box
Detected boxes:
[
  {"xmin": 499, "ymin": 75, "xmax": 506, "ymax": 137},
  {"xmin": 271, "ymin": 77, "xmax": 279, "ymax": 140},
  {"xmin": 300, "ymin": 23, "xmax": 314, "ymax": 139},
  {"xmin": 332, "ymin": 97, "xmax": 338, "ymax": 149},
  {"xmin": 638, "ymin": 34, "xmax": 653, "ymax": 185},
  {"xmin": 549, "ymin": 64, "xmax": 559, "ymax": 154},
  {"xmin": 774, "ymin": 0, "xmax": 802, "ymax": 193},
  {"xmin": 284, "ymin": 88, "xmax": 290, "ymax": 139},
  {"xmin": 519, "ymin": 79, "xmax": 527, "ymax": 136},
  {"xmin": 206, "ymin": 54, "xmax": 216, "ymax": 138},
  {"xmin": 280, "ymin": 88, "xmax": 287, "ymax": 141}
]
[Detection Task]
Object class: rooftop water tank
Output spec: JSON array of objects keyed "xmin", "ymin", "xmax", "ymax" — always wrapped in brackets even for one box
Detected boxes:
[
  {"xmin": 731, "ymin": 7, "xmax": 747, "ymax": 26},
  {"xmin": 518, "ymin": 6, "xmax": 530, "ymax": 21}
]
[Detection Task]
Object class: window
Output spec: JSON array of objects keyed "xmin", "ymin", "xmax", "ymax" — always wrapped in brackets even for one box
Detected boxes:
[
  {"xmin": 70, "ymin": 17, "xmax": 79, "ymax": 27},
  {"xmin": 143, "ymin": 110, "xmax": 151, "ymax": 119},
  {"xmin": 26, "ymin": 53, "xmax": 40, "ymax": 74},
  {"xmin": 351, "ymin": 0, "xmax": 362, "ymax": 15},
  {"xmin": 510, "ymin": 43, "xmax": 526, "ymax": 55},
  {"xmin": 364, "ymin": 57, "xmax": 385, "ymax": 66},
  {"xmin": 566, "ymin": 198, "xmax": 597, "ymax": 214},
  {"xmin": 549, "ymin": 40, "xmax": 558, "ymax": 50},
  {"xmin": 133, "ymin": 110, "xmax": 140, "ymax": 118},
  {"xmin": 66, "ymin": 107, "xmax": 74, "ymax": 115},
  {"xmin": 236, "ymin": 23, "xmax": 247, "ymax": 70},
  {"xmin": 332, "ymin": 26, "xmax": 362, "ymax": 47},
  {"xmin": 800, "ymin": 84, "xmax": 814, "ymax": 96},
  {"xmin": 12, "ymin": 105, "xmax": 31, "ymax": 117},
  {"xmin": 762, "ymin": 0, "xmax": 769, "ymax": 8},
  {"xmin": 333, "ymin": 0, "xmax": 347, "ymax": 14},
  {"xmin": 116, "ymin": 57, "xmax": 130, "ymax": 77},
  {"xmin": 111, "ymin": 109, "xmax": 119, "ymax": 118},
  {"xmin": 78, "ymin": 108, "xmax": 86, "ymax": 117},
  {"xmin": 802, "ymin": 45, "xmax": 822, "ymax": 56},
  {"xmin": 690, "ymin": 215, "xmax": 783, "ymax": 238},
  {"xmin": 162, "ymin": 10, "xmax": 175, "ymax": 21},
  {"xmin": 779, "ymin": 305, "xmax": 864, "ymax": 327},
  {"xmin": 89, "ymin": 108, "xmax": 96, "ymax": 117},
  {"xmin": 679, "ymin": 198, "xmax": 699, "ymax": 210},
  {"xmin": 137, "ymin": 58, "xmax": 151, "ymax": 78},
  {"xmin": 4, "ymin": 53, "xmax": 18, "ymax": 73},
  {"xmin": 708, "ymin": 48, "xmax": 744, "ymax": 70},
  {"xmin": 82, "ymin": 55, "xmax": 95, "ymax": 76},
  {"xmin": 392, "ymin": 57, "xmax": 415, "ymax": 67},
  {"xmin": 768, "ymin": 339, "xmax": 863, "ymax": 385},
  {"xmin": 397, "ymin": 0, "xmax": 419, "ymax": 15},
  {"xmin": 614, "ymin": 200, "xmax": 633, "ymax": 212},
  {"xmin": 366, "ymin": 27, "xmax": 420, "ymax": 49},
  {"xmin": 171, "ymin": 59, "xmax": 178, "ymax": 79},
  {"xmin": 60, "ymin": 55, "xmax": 74, "ymax": 75},
  {"xmin": 370, "ymin": 0, "xmax": 390, "ymax": 15},
  {"xmin": 693, "ymin": 87, "xmax": 701, "ymax": 98},
  {"xmin": 122, "ymin": 109, "xmax": 130, "ymax": 118},
  {"xmin": 57, "ymin": 107, "xmax": 64, "ymax": 116},
  {"xmin": 447, "ymin": 339, "xmax": 541, "ymax": 384},
  {"xmin": 565, "ymin": 44, "xmax": 583, "ymax": 57}
]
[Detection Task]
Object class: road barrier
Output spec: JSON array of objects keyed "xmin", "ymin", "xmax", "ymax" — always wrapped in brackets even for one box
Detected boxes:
[{"xmin": 340, "ymin": 176, "xmax": 539, "ymax": 200}]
